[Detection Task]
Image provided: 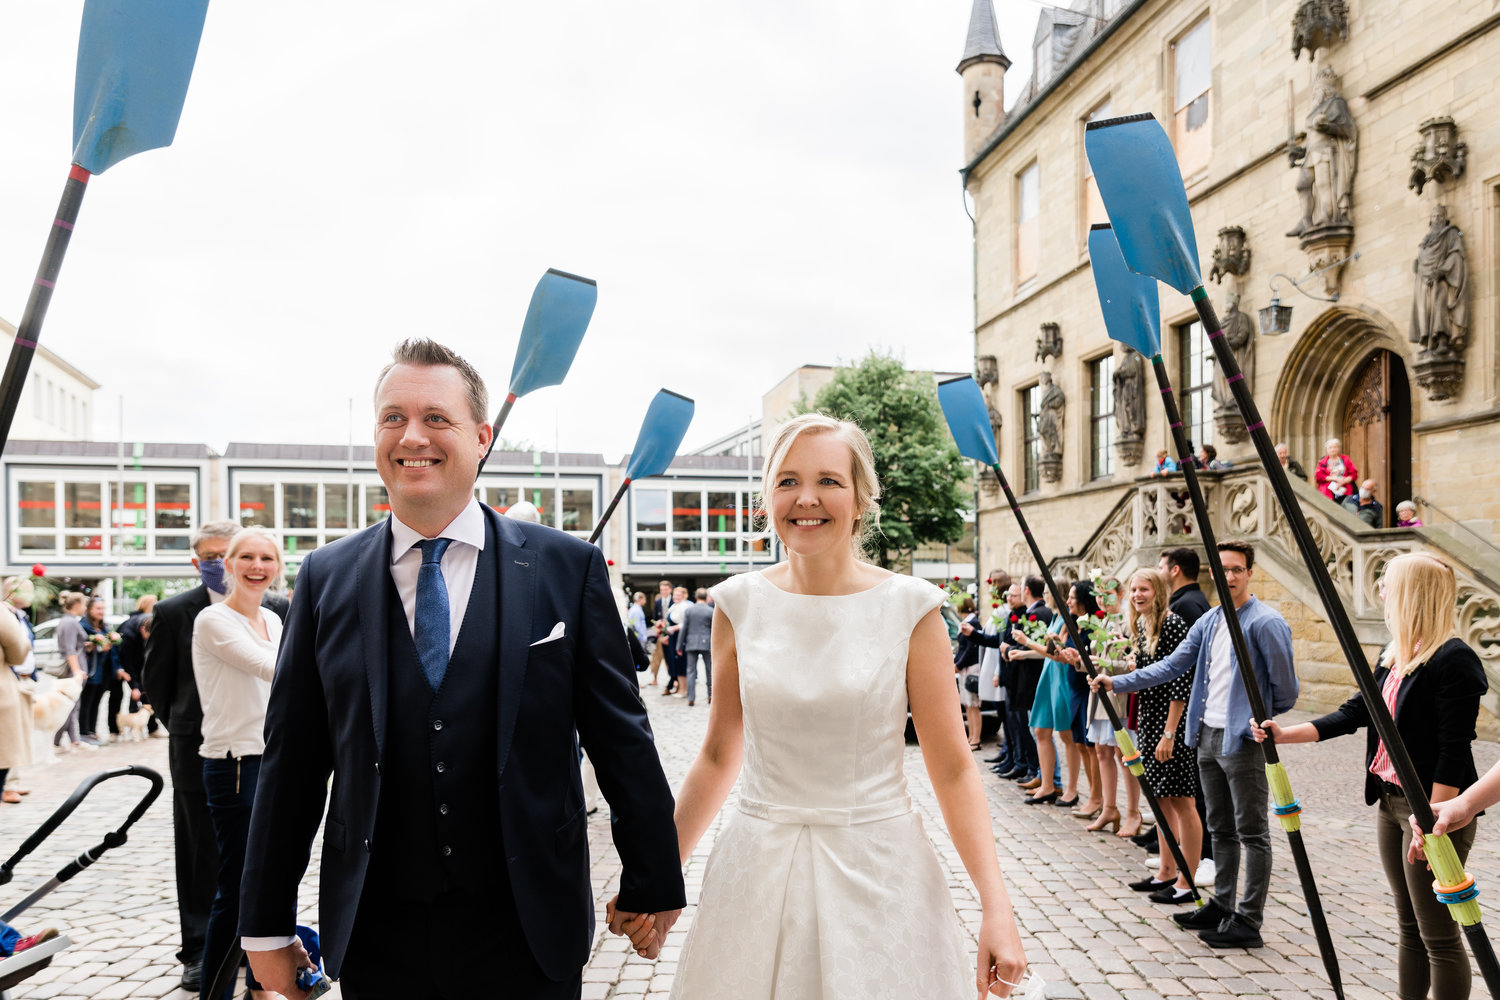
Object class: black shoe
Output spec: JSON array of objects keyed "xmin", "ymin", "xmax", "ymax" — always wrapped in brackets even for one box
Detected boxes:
[
  {"xmin": 1023, "ymin": 790, "xmax": 1059, "ymax": 805},
  {"xmin": 181, "ymin": 959, "xmax": 203, "ymax": 992},
  {"xmin": 1052, "ymin": 796, "xmax": 1079, "ymax": 808},
  {"xmin": 1200, "ymin": 914, "xmax": 1264, "ymax": 949},
  {"xmin": 1131, "ymin": 828, "xmax": 1159, "ymax": 848},
  {"xmin": 998, "ymin": 767, "xmax": 1028, "ymax": 780},
  {"xmin": 984, "ymin": 754, "xmax": 1008, "ymax": 765},
  {"xmin": 1174, "ymin": 897, "xmax": 1230, "ymax": 929},
  {"xmin": 1148, "ymin": 885, "xmax": 1195, "ymax": 904},
  {"xmin": 1128, "ymin": 876, "xmax": 1174, "ymax": 892}
]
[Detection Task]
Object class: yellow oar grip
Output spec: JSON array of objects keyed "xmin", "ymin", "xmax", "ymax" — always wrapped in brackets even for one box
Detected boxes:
[
  {"xmin": 1421, "ymin": 832, "xmax": 1484, "ymax": 926},
  {"xmin": 1265, "ymin": 762, "xmax": 1302, "ymax": 833},
  {"xmin": 1116, "ymin": 730, "xmax": 1145, "ymax": 776}
]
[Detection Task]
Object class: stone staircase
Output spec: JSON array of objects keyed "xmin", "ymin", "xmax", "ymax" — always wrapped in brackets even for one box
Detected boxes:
[{"xmin": 1048, "ymin": 465, "xmax": 1500, "ymax": 738}]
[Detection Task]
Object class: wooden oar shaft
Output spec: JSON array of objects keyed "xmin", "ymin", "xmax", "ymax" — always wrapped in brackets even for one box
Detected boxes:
[
  {"xmin": 0, "ymin": 166, "xmax": 90, "ymax": 457},
  {"xmin": 1185, "ymin": 287, "xmax": 1435, "ymax": 828},
  {"xmin": 588, "ymin": 479, "xmax": 630, "ymax": 546},
  {"xmin": 986, "ymin": 461, "xmax": 1200, "ymax": 901}
]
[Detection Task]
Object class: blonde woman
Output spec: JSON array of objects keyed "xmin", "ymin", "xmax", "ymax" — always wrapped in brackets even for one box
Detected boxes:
[
  {"xmin": 1254, "ymin": 553, "xmax": 1486, "ymax": 1000},
  {"xmin": 656, "ymin": 413, "xmax": 1027, "ymax": 998},
  {"xmin": 193, "ymin": 527, "xmax": 285, "ymax": 1000}
]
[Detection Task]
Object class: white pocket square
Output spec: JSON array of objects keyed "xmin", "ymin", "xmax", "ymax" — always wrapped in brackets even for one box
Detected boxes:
[{"xmin": 530, "ymin": 621, "xmax": 566, "ymax": 647}]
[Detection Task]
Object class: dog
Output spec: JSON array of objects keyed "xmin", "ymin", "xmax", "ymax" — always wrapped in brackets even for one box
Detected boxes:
[
  {"xmin": 32, "ymin": 677, "xmax": 83, "ymax": 763},
  {"xmin": 115, "ymin": 705, "xmax": 154, "ymax": 742}
]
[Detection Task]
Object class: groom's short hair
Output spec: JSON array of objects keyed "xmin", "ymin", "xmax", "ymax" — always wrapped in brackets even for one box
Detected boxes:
[{"xmin": 374, "ymin": 338, "xmax": 489, "ymax": 426}]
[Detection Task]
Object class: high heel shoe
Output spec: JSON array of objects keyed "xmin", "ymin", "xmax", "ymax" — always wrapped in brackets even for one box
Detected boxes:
[
  {"xmin": 1086, "ymin": 809, "xmax": 1122, "ymax": 833},
  {"xmin": 1024, "ymin": 790, "xmax": 1060, "ymax": 805},
  {"xmin": 1052, "ymin": 796, "xmax": 1079, "ymax": 808},
  {"xmin": 1072, "ymin": 806, "xmax": 1102, "ymax": 820},
  {"xmin": 1117, "ymin": 814, "xmax": 1145, "ymax": 838}
]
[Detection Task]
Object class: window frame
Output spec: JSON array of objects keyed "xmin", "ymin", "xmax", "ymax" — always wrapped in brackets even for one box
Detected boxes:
[
  {"xmin": 1022, "ymin": 384, "xmax": 1043, "ymax": 493},
  {"xmin": 1177, "ymin": 319, "xmax": 1215, "ymax": 452},
  {"xmin": 1089, "ymin": 353, "xmax": 1117, "ymax": 480}
]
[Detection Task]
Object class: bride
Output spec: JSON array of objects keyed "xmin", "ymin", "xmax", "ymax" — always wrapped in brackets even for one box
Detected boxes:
[{"xmin": 622, "ymin": 413, "xmax": 1027, "ymax": 998}]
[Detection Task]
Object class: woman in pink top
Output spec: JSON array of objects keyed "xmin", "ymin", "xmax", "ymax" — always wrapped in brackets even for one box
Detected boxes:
[
  {"xmin": 1314, "ymin": 437, "xmax": 1358, "ymax": 504},
  {"xmin": 1252, "ymin": 554, "xmax": 1486, "ymax": 1000}
]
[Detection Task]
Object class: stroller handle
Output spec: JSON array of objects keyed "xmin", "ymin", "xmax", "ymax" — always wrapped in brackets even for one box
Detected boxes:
[{"xmin": 0, "ymin": 765, "xmax": 164, "ymax": 887}]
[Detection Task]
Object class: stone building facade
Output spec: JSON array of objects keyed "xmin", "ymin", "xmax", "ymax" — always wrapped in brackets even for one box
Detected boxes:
[{"xmin": 958, "ymin": 0, "xmax": 1500, "ymax": 728}]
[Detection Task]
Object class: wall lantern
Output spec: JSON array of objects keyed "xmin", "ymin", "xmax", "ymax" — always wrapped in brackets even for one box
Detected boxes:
[{"xmin": 1256, "ymin": 250, "xmax": 1361, "ymax": 335}]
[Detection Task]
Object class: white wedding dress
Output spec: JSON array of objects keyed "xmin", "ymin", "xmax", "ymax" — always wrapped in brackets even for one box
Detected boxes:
[{"xmin": 670, "ymin": 571, "xmax": 974, "ymax": 999}]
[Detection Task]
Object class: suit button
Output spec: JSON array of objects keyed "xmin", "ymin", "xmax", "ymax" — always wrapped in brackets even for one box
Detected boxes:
[
  {"xmin": 432, "ymin": 720, "xmax": 444, "ymax": 731},
  {"xmin": 374, "ymin": 762, "xmax": 381, "ymax": 775},
  {"xmin": 439, "ymin": 803, "xmax": 449, "ymax": 815},
  {"xmin": 442, "ymin": 845, "xmax": 452, "ymax": 857},
  {"xmin": 435, "ymin": 761, "xmax": 446, "ymax": 773},
  {"xmin": 363, "ymin": 839, "xmax": 372, "ymax": 853}
]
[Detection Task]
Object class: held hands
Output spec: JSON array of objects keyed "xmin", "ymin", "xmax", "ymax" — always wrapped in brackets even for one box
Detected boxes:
[
  {"xmin": 605, "ymin": 895, "xmax": 681, "ymax": 959},
  {"xmin": 1248, "ymin": 719, "xmax": 1281, "ymax": 744},
  {"xmin": 245, "ymin": 939, "xmax": 317, "ymax": 1000},
  {"xmin": 1408, "ymin": 796, "xmax": 1478, "ymax": 864},
  {"xmin": 1059, "ymin": 648, "xmax": 1081, "ymax": 669}
]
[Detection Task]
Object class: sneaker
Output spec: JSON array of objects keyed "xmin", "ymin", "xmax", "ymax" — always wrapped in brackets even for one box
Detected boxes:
[
  {"xmin": 1195, "ymin": 858, "xmax": 1217, "ymax": 885},
  {"xmin": 1199, "ymin": 914, "xmax": 1264, "ymax": 949},
  {"xmin": 1174, "ymin": 896, "xmax": 1230, "ymax": 929},
  {"xmin": 13, "ymin": 928, "xmax": 57, "ymax": 954},
  {"xmin": 1145, "ymin": 857, "xmax": 1161, "ymax": 869}
]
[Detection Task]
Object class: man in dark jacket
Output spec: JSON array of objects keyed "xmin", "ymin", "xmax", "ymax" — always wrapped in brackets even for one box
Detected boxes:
[
  {"xmin": 114, "ymin": 596, "xmax": 158, "ymax": 737},
  {"xmin": 677, "ymin": 588, "xmax": 714, "ymax": 707},
  {"xmin": 1160, "ymin": 547, "xmax": 1211, "ymax": 626}
]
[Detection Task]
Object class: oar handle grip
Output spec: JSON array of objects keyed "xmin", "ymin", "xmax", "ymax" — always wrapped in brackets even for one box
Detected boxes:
[
  {"xmin": 1266, "ymin": 762, "xmax": 1303, "ymax": 833},
  {"xmin": 0, "ymin": 165, "xmax": 90, "ymax": 455},
  {"xmin": 1422, "ymin": 832, "xmax": 1484, "ymax": 925}
]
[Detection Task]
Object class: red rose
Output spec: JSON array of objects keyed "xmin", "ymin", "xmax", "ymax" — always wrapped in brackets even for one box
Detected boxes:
[
  {"xmin": 991, "ymin": 602, "xmax": 1000, "ymax": 608},
  {"xmin": 30, "ymin": 563, "xmax": 45, "ymax": 578},
  {"xmin": 606, "ymin": 559, "xmax": 615, "ymax": 566},
  {"xmin": 1028, "ymin": 614, "xmax": 1037, "ymax": 621},
  {"xmin": 953, "ymin": 575, "xmax": 961, "ymax": 582},
  {"xmin": 1096, "ymin": 610, "xmax": 1107, "ymax": 619}
]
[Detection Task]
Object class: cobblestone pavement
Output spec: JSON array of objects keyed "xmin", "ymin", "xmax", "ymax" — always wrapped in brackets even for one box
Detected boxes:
[{"xmin": 0, "ymin": 684, "xmax": 1496, "ymax": 999}]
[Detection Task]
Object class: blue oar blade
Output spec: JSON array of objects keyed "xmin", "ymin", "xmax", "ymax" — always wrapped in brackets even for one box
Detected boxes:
[
  {"xmin": 509, "ymin": 269, "xmax": 597, "ymax": 398},
  {"xmin": 1084, "ymin": 113, "xmax": 1203, "ymax": 294},
  {"xmin": 937, "ymin": 376, "xmax": 999, "ymax": 467},
  {"xmin": 72, "ymin": 0, "xmax": 209, "ymax": 175},
  {"xmin": 625, "ymin": 390, "xmax": 695, "ymax": 481},
  {"xmin": 1088, "ymin": 224, "xmax": 1162, "ymax": 358}
]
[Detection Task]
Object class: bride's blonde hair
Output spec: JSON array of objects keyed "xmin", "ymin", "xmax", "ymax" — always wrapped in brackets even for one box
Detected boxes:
[
  {"xmin": 757, "ymin": 414, "xmax": 880, "ymax": 555},
  {"xmin": 1378, "ymin": 552, "xmax": 1458, "ymax": 677}
]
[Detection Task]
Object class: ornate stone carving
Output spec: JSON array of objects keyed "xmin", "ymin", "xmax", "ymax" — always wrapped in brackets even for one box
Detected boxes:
[
  {"xmin": 975, "ymin": 354, "xmax": 999, "ymax": 389},
  {"xmin": 986, "ymin": 401, "xmax": 1004, "ymax": 449},
  {"xmin": 1410, "ymin": 117, "xmax": 1467, "ymax": 196},
  {"xmin": 1209, "ymin": 226, "xmax": 1252, "ymax": 284},
  {"xmin": 1210, "ymin": 293, "xmax": 1255, "ymax": 444},
  {"xmin": 1222, "ymin": 481, "xmax": 1260, "ymax": 535},
  {"xmin": 1112, "ymin": 348, "xmax": 1146, "ymax": 467},
  {"xmin": 1287, "ymin": 69, "xmax": 1358, "ymax": 276},
  {"xmin": 1291, "ymin": 0, "xmax": 1349, "ymax": 60},
  {"xmin": 1411, "ymin": 204, "xmax": 1469, "ymax": 402},
  {"xmin": 979, "ymin": 469, "xmax": 1000, "ymax": 501},
  {"xmin": 1036, "ymin": 371, "xmax": 1064, "ymax": 483},
  {"xmin": 1035, "ymin": 323, "xmax": 1063, "ymax": 364},
  {"xmin": 1458, "ymin": 587, "xmax": 1500, "ymax": 668}
]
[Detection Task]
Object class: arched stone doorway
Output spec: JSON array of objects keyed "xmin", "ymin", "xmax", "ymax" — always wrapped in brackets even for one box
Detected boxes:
[{"xmin": 1271, "ymin": 306, "xmax": 1413, "ymax": 521}]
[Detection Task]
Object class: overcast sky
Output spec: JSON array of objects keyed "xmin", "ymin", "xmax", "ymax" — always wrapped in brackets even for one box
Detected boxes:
[{"xmin": 0, "ymin": 2, "xmax": 1042, "ymax": 460}]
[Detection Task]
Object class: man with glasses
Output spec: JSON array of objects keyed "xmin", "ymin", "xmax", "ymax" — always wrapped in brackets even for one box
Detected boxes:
[{"xmin": 1093, "ymin": 540, "xmax": 1298, "ymax": 950}]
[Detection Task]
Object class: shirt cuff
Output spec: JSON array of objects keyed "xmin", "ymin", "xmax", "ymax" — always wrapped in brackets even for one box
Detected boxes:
[{"xmin": 242, "ymin": 935, "xmax": 298, "ymax": 952}]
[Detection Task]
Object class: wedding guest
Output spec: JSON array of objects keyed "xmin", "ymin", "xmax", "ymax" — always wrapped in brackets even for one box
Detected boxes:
[
  {"xmin": 1257, "ymin": 553, "xmax": 1485, "ymax": 1000},
  {"xmin": 1396, "ymin": 501, "xmax": 1424, "ymax": 528},
  {"xmin": 194, "ymin": 526, "xmax": 284, "ymax": 1000},
  {"xmin": 663, "ymin": 586, "xmax": 691, "ymax": 697},
  {"xmin": 1273, "ymin": 442, "xmax": 1308, "ymax": 481},
  {"xmin": 1010, "ymin": 582, "xmax": 1095, "ymax": 806},
  {"xmin": 77, "ymin": 597, "xmax": 118, "ymax": 746},
  {"xmin": 647, "ymin": 580, "xmax": 673, "ymax": 688},
  {"xmin": 52, "ymin": 594, "xmax": 90, "ymax": 753},
  {"xmin": 1152, "ymin": 450, "xmax": 1178, "ymax": 476},
  {"xmin": 953, "ymin": 597, "xmax": 983, "ymax": 750},
  {"xmin": 627, "ymin": 592, "xmax": 648, "ymax": 646},
  {"xmin": 1315, "ymin": 437, "xmax": 1357, "ymax": 505},
  {"xmin": 1079, "ymin": 577, "xmax": 1142, "ymax": 835},
  {"xmin": 115, "ymin": 596, "xmax": 159, "ymax": 737},
  {"xmin": 666, "ymin": 413, "xmax": 1026, "ymax": 996},
  {"xmin": 1095, "ymin": 540, "xmax": 1298, "ymax": 950},
  {"xmin": 1200, "ymin": 444, "xmax": 1232, "ymax": 470}
]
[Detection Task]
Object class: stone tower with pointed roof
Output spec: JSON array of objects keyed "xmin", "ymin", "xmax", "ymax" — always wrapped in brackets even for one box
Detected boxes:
[{"xmin": 956, "ymin": 0, "xmax": 1010, "ymax": 164}]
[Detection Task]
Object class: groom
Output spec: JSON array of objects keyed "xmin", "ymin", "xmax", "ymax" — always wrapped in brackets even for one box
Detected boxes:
[{"xmin": 240, "ymin": 340, "xmax": 684, "ymax": 998}]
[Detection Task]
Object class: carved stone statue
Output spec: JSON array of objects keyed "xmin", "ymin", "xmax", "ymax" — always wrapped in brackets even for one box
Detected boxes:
[
  {"xmin": 1211, "ymin": 293, "xmax": 1256, "ymax": 412},
  {"xmin": 1287, "ymin": 69, "xmax": 1358, "ymax": 238},
  {"xmin": 1291, "ymin": 0, "xmax": 1349, "ymax": 60},
  {"xmin": 1036, "ymin": 371, "xmax": 1065, "ymax": 459},
  {"xmin": 1112, "ymin": 348, "xmax": 1145, "ymax": 466},
  {"xmin": 1410, "ymin": 117, "xmax": 1467, "ymax": 196},
  {"xmin": 986, "ymin": 400, "xmax": 1004, "ymax": 448},
  {"xmin": 1411, "ymin": 205, "xmax": 1468, "ymax": 357}
]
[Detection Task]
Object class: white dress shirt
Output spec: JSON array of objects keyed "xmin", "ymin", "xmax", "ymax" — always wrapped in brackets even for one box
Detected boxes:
[
  {"xmin": 388, "ymin": 498, "xmax": 486, "ymax": 650},
  {"xmin": 1202, "ymin": 618, "xmax": 1234, "ymax": 729},
  {"xmin": 194, "ymin": 603, "xmax": 283, "ymax": 759},
  {"xmin": 243, "ymin": 499, "xmax": 487, "ymax": 953}
]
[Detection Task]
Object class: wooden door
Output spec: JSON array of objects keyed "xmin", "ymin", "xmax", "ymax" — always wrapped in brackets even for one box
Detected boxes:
[{"xmin": 1342, "ymin": 351, "xmax": 1412, "ymax": 527}]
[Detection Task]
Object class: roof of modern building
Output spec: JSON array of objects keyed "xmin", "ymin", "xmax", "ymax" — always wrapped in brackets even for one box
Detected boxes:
[
  {"xmin": 5, "ymin": 440, "xmax": 216, "ymax": 460},
  {"xmin": 221, "ymin": 442, "xmax": 609, "ymax": 466}
]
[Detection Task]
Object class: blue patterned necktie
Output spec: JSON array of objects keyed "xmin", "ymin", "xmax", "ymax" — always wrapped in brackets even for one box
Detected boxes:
[{"xmin": 414, "ymin": 537, "xmax": 453, "ymax": 691}]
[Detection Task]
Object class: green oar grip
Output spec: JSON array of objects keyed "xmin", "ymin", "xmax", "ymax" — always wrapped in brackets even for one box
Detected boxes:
[
  {"xmin": 1265, "ymin": 762, "xmax": 1303, "ymax": 834},
  {"xmin": 1116, "ymin": 731, "xmax": 1145, "ymax": 777},
  {"xmin": 1421, "ymin": 832, "xmax": 1484, "ymax": 926}
]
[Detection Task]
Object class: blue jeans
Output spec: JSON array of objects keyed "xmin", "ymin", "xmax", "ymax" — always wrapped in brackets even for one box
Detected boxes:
[
  {"xmin": 201, "ymin": 755, "xmax": 262, "ymax": 1000},
  {"xmin": 1196, "ymin": 725, "xmax": 1272, "ymax": 928}
]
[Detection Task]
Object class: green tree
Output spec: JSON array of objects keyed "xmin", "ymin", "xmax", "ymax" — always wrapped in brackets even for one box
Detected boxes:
[{"xmin": 800, "ymin": 352, "xmax": 971, "ymax": 570}]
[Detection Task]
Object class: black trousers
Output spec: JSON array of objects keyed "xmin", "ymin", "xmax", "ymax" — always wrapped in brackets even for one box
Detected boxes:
[
  {"xmin": 77, "ymin": 682, "xmax": 105, "ymax": 737},
  {"xmin": 106, "ymin": 677, "xmax": 126, "ymax": 734},
  {"xmin": 340, "ymin": 887, "xmax": 582, "ymax": 999},
  {"xmin": 168, "ymin": 732, "xmax": 219, "ymax": 965}
]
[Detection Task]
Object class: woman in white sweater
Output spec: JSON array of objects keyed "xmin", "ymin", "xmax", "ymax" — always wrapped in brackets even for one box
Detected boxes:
[{"xmin": 192, "ymin": 526, "xmax": 284, "ymax": 1000}]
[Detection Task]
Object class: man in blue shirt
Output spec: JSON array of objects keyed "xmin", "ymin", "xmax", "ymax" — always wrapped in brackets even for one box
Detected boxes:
[{"xmin": 1095, "ymin": 540, "xmax": 1298, "ymax": 949}]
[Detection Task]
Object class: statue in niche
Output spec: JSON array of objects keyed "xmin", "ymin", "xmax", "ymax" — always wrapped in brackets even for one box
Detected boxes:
[
  {"xmin": 1287, "ymin": 68, "xmax": 1358, "ymax": 238},
  {"xmin": 1211, "ymin": 292, "xmax": 1256, "ymax": 413},
  {"xmin": 1036, "ymin": 371, "xmax": 1065, "ymax": 459},
  {"xmin": 1411, "ymin": 204, "xmax": 1468, "ymax": 357},
  {"xmin": 987, "ymin": 400, "xmax": 1004, "ymax": 449},
  {"xmin": 1112, "ymin": 347, "xmax": 1146, "ymax": 466}
]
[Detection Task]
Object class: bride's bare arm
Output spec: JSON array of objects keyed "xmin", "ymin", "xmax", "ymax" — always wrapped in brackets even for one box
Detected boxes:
[
  {"xmin": 908, "ymin": 608, "xmax": 1026, "ymax": 996},
  {"xmin": 672, "ymin": 606, "xmax": 745, "ymax": 865}
]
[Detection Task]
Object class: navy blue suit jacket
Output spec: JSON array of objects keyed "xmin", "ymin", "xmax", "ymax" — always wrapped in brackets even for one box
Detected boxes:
[{"xmin": 240, "ymin": 506, "xmax": 684, "ymax": 980}]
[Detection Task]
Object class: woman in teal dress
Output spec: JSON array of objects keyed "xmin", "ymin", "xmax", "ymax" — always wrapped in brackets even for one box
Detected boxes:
[{"xmin": 1009, "ymin": 581, "xmax": 1096, "ymax": 805}]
